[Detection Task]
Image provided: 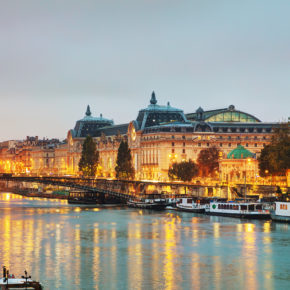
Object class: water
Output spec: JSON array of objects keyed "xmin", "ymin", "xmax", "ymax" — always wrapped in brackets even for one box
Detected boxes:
[{"xmin": 0, "ymin": 193, "xmax": 290, "ymax": 290}]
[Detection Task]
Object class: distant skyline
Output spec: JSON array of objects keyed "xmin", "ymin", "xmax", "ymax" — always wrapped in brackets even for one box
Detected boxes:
[{"xmin": 0, "ymin": 0, "xmax": 289, "ymax": 141}]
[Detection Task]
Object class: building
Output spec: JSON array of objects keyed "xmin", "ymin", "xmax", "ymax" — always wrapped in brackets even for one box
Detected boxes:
[
  {"xmin": 0, "ymin": 92, "xmax": 280, "ymax": 182},
  {"xmin": 66, "ymin": 92, "xmax": 278, "ymax": 181},
  {"xmin": 219, "ymin": 145, "xmax": 258, "ymax": 185}
]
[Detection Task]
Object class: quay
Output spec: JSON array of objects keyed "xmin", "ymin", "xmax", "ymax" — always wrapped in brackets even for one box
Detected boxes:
[{"xmin": 0, "ymin": 175, "xmax": 287, "ymax": 203}]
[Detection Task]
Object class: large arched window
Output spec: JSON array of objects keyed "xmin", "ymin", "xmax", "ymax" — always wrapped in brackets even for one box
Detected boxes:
[{"xmin": 206, "ymin": 111, "xmax": 259, "ymax": 123}]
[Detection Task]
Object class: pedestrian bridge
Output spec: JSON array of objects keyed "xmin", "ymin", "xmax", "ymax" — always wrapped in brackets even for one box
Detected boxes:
[
  {"xmin": 0, "ymin": 175, "xmax": 279, "ymax": 200},
  {"xmin": 0, "ymin": 175, "xmax": 133, "ymax": 202}
]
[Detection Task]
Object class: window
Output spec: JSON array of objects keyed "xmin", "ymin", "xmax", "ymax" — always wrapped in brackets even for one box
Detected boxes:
[
  {"xmin": 280, "ymin": 204, "xmax": 288, "ymax": 210},
  {"xmin": 198, "ymin": 143, "xmax": 201, "ymax": 147},
  {"xmin": 246, "ymin": 143, "xmax": 248, "ymax": 147},
  {"xmin": 220, "ymin": 143, "xmax": 223, "ymax": 147},
  {"xmin": 172, "ymin": 149, "xmax": 175, "ymax": 153},
  {"xmin": 182, "ymin": 135, "xmax": 185, "ymax": 140},
  {"xmin": 229, "ymin": 143, "xmax": 231, "ymax": 147},
  {"xmin": 172, "ymin": 142, "xmax": 175, "ymax": 146},
  {"xmin": 183, "ymin": 142, "xmax": 185, "ymax": 147},
  {"xmin": 255, "ymin": 143, "xmax": 257, "ymax": 147},
  {"xmin": 207, "ymin": 143, "xmax": 209, "ymax": 147},
  {"xmin": 172, "ymin": 135, "xmax": 175, "ymax": 139},
  {"xmin": 182, "ymin": 149, "xmax": 186, "ymax": 154}
]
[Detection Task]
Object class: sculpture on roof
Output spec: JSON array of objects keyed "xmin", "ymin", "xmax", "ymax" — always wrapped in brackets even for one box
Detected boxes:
[
  {"xmin": 150, "ymin": 91, "xmax": 157, "ymax": 105},
  {"xmin": 86, "ymin": 105, "xmax": 92, "ymax": 116}
]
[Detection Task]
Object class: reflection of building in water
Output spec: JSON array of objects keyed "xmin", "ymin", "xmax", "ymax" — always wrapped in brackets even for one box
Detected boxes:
[{"xmin": 0, "ymin": 92, "xmax": 279, "ymax": 181}]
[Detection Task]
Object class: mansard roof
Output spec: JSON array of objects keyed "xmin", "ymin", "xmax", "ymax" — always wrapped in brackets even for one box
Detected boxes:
[
  {"xmin": 94, "ymin": 123, "xmax": 129, "ymax": 137},
  {"xmin": 72, "ymin": 105, "xmax": 114, "ymax": 137},
  {"xmin": 135, "ymin": 92, "xmax": 188, "ymax": 130}
]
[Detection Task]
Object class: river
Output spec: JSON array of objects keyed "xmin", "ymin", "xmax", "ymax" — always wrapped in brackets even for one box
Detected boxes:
[{"xmin": 0, "ymin": 192, "xmax": 290, "ymax": 289}]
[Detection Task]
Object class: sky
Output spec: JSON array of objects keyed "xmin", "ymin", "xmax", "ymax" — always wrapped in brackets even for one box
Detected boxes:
[{"xmin": 0, "ymin": 0, "xmax": 289, "ymax": 141}]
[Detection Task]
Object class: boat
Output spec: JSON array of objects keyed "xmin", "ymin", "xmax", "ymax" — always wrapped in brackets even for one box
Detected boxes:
[
  {"xmin": 1, "ymin": 267, "xmax": 42, "ymax": 289},
  {"xmin": 165, "ymin": 198, "xmax": 177, "ymax": 209},
  {"xmin": 206, "ymin": 200, "xmax": 271, "ymax": 219},
  {"xmin": 270, "ymin": 201, "xmax": 290, "ymax": 222},
  {"xmin": 68, "ymin": 190, "xmax": 121, "ymax": 204},
  {"xmin": 176, "ymin": 197, "xmax": 209, "ymax": 213},
  {"xmin": 127, "ymin": 194, "xmax": 167, "ymax": 210}
]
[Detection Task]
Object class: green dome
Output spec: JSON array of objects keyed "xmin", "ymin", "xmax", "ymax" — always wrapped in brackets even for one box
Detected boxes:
[{"xmin": 227, "ymin": 145, "xmax": 254, "ymax": 159}]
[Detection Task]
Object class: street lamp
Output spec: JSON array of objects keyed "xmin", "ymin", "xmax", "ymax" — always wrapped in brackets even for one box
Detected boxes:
[{"xmin": 244, "ymin": 158, "xmax": 252, "ymax": 199}]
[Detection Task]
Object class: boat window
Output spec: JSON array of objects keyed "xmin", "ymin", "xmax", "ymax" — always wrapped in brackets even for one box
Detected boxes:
[
  {"xmin": 218, "ymin": 204, "xmax": 221, "ymax": 209},
  {"xmin": 230, "ymin": 205, "xmax": 233, "ymax": 210},
  {"xmin": 248, "ymin": 204, "xmax": 255, "ymax": 211},
  {"xmin": 255, "ymin": 204, "xmax": 262, "ymax": 210},
  {"xmin": 187, "ymin": 199, "xmax": 192, "ymax": 204},
  {"xmin": 240, "ymin": 205, "xmax": 247, "ymax": 210}
]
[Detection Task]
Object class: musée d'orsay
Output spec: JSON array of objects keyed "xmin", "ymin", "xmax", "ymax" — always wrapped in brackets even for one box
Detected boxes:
[{"xmin": 0, "ymin": 92, "xmax": 279, "ymax": 182}]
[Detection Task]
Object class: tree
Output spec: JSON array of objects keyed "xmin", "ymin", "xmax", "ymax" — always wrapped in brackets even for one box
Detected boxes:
[
  {"xmin": 197, "ymin": 147, "xmax": 219, "ymax": 177},
  {"xmin": 115, "ymin": 140, "xmax": 135, "ymax": 179},
  {"xmin": 168, "ymin": 160, "xmax": 199, "ymax": 182},
  {"xmin": 258, "ymin": 122, "xmax": 290, "ymax": 176},
  {"xmin": 78, "ymin": 135, "xmax": 99, "ymax": 177}
]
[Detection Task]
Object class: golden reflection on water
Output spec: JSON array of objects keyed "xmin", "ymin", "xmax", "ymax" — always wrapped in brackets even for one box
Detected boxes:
[
  {"xmin": 151, "ymin": 220, "xmax": 159, "ymax": 288},
  {"xmin": 263, "ymin": 222, "xmax": 273, "ymax": 290},
  {"xmin": 213, "ymin": 222, "xmax": 221, "ymax": 247},
  {"xmin": 191, "ymin": 218, "xmax": 200, "ymax": 290},
  {"xmin": 110, "ymin": 226, "xmax": 117, "ymax": 286},
  {"xmin": 93, "ymin": 224, "xmax": 100, "ymax": 288},
  {"xmin": 243, "ymin": 223, "xmax": 257, "ymax": 290},
  {"xmin": 74, "ymin": 225, "xmax": 81, "ymax": 286},
  {"xmin": 163, "ymin": 213, "xmax": 179, "ymax": 290},
  {"xmin": 128, "ymin": 222, "xmax": 143, "ymax": 290}
]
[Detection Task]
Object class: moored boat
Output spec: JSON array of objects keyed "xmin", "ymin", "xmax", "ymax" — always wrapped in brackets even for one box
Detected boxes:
[
  {"xmin": 206, "ymin": 200, "xmax": 271, "ymax": 219},
  {"xmin": 176, "ymin": 197, "xmax": 209, "ymax": 213},
  {"xmin": 0, "ymin": 267, "xmax": 42, "ymax": 290},
  {"xmin": 127, "ymin": 194, "xmax": 167, "ymax": 210},
  {"xmin": 270, "ymin": 201, "xmax": 290, "ymax": 222}
]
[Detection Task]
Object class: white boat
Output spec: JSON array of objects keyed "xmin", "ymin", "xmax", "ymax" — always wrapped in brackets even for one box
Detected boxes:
[
  {"xmin": 1, "ymin": 268, "xmax": 42, "ymax": 289},
  {"xmin": 176, "ymin": 197, "xmax": 209, "ymax": 213},
  {"xmin": 206, "ymin": 201, "xmax": 271, "ymax": 219},
  {"xmin": 270, "ymin": 201, "xmax": 290, "ymax": 222}
]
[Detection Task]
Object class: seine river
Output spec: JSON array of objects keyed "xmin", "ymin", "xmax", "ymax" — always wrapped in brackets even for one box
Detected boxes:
[{"xmin": 1, "ymin": 193, "xmax": 290, "ymax": 290}]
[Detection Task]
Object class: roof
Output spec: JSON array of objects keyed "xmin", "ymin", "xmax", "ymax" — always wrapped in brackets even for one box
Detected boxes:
[
  {"xmin": 73, "ymin": 105, "xmax": 114, "ymax": 137},
  {"xmin": 136, "ymin": 92, "xmax": 188, "ymax": 130},
  {"xmin": 186, "ymin": 105, "xmax": 261, "ymax": 123},
  {"xmin": 95, "ymin": 123, "xmax": 129, "ymax": 137},
  {"xmin": 227, "ymin": 145, "xmax": 254, "ymax": 159}
]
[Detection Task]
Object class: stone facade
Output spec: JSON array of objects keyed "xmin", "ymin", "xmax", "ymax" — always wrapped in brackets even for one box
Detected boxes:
[{"xmin": 0, "ymin": 93, "xmax": 280, "ymax": 182}]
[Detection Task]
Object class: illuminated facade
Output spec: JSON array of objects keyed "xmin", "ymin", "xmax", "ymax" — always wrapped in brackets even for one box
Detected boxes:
[
  {"xmin": 0, "ymin": 92, "xmax": 280, "ymax": 182},
  {"xmin": 66, "ymin": 92, "xmax": 278, "ymax": 181}
]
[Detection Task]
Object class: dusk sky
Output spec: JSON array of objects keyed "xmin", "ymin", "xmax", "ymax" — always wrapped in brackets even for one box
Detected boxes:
[{"xmin": 0, "ymin": 0, "xmax": 289, "ymax": 141}]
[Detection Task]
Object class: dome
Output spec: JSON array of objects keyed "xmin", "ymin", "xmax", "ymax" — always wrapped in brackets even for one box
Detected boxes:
[
  {"xmin": 73, "ymin": 105, "xmax": 114, "ymax": 137},
  {"xmin": 227, "ymin": 145, "xmax": 254, "ymax": 159},
  {"xmin": 136, "ymin": 91, "xmax": 188, "ymax": 130}
]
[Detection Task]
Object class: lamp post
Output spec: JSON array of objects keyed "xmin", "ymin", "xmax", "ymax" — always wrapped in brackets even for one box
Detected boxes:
[{"xmin": 244, "ymin": 158, "xmax": 251, "ymax": 199}]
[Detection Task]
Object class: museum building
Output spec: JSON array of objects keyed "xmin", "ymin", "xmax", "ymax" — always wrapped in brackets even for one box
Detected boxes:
[{"xmin": 65, "ymin": 92, "xmax": 278, "ymax": 181}]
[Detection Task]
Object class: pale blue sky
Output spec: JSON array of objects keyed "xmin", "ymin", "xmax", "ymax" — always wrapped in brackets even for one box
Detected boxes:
[{"xmin": 0, "ymin": 0, "xmax": 289, "ymax": 141}]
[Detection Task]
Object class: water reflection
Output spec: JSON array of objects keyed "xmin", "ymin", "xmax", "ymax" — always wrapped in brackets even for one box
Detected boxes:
[{"xmin": 0, "ymin": 193, "xmax": 289, "ymax": 289}]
